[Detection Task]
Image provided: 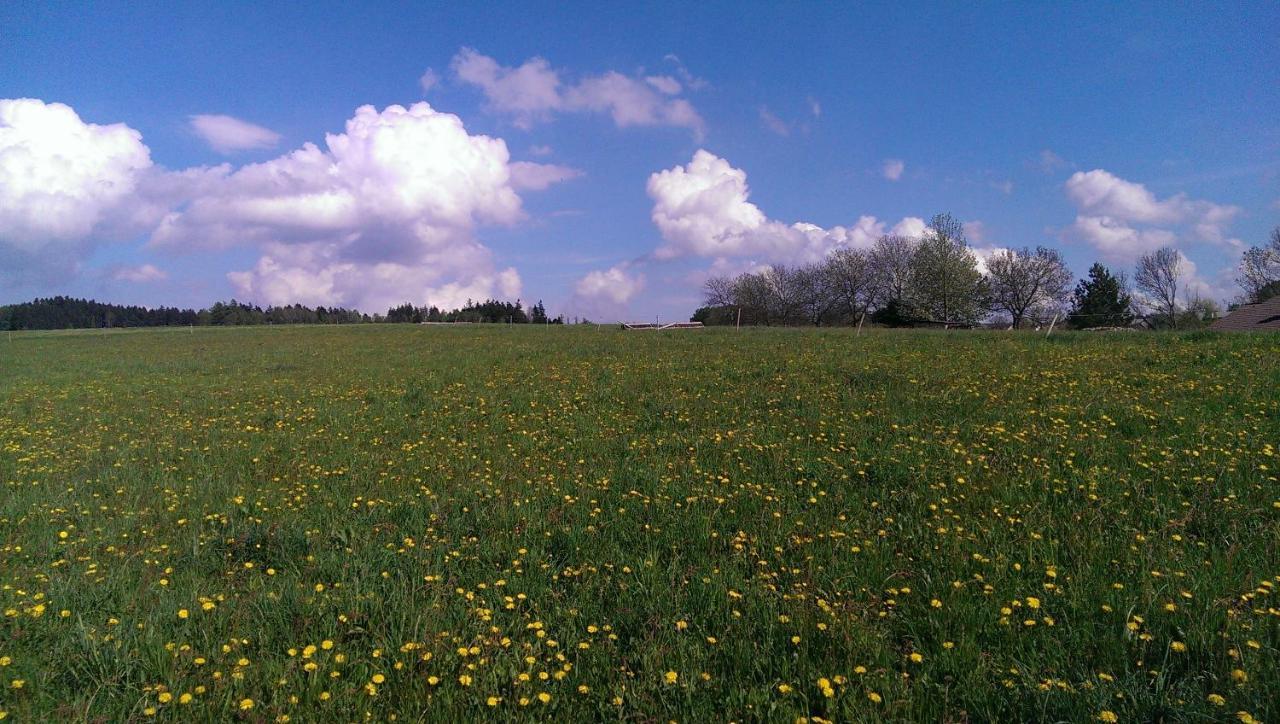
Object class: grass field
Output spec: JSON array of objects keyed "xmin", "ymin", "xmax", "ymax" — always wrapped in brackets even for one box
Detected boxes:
[{"xmin": 0, "ymin": 325, "xmax": 1276, "ymax": 722}]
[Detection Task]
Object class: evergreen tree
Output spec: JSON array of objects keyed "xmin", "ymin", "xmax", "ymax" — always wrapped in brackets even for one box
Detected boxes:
[
  {"xmin": 1068, "ymin": 263, "xmax": 1133, "ymax": 328},
  {"xmin": 530, "ymin": 300, "xmax": 548, "ymax": 324}
]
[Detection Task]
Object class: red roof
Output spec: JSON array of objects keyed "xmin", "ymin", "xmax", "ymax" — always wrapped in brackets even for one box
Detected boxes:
[{"xmin": 1209, "ymin": 296, "xmax": 1280, "ymax": 331}]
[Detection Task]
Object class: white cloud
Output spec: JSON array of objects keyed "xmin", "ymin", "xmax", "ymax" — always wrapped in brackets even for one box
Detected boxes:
[
  {"xmin": 645, "ymin": 75, "xmax": 682, "ymax": 95},
  {"xmin": 0, "ymin": 98, "xmax": 153, "ymax": 281},
  {"xmin": 890, "ymin": 217, "xmax": 927, "ymax": 238},
  {"xmin": 155, "ymin": 102, "xmax": 570, "ymax": 311},
  {"xmin": 1069, "ymin": 215, "xmax": 1176, "ymax": 259},
  {"xmin": 419, "ymin": 68, "xmax": 440, "ymax": 93},
  {"xmin": 509, "ymin": 161, "xmax": 583, "ymax": 191},
  {"xmin": 1064, "ymin": 168, "xmax": 1243, "ymax": 259},
  {"xmin": 574, "ymin": 264, "xmax": 645, "ymax": 304},
  {"xmin": 990, "ymin": 179, "xmax": 1014, "ymax": 195},
  {"xmin": 759, "ymin": 106, "xmax": 789, "ymax": 136},
  {"xmin": 527, "ymin": 144, "xmax": 554, "ymax": 157},
  {"xmin": 111, "ymin": 263, "xmax": 168, "ymax": 282},
  {"xmin": 808, "ymin": 97, "xmax": 821, "ymax": 118},
  {"xmin": 451, "ymin": 48, "xmax": 562, "ymax": 127},
  {"xmin": 452, "ymin": 48, "xmax": 704, "ymax": 136},
  {"xmin": 1065, "ymin": 169, "xmax": 1187, "ymax": 224},
  {"xmin": 189, "ymin": 114, "xmax": 281, "ymax": 154},
  {"xmin": 969, "ymin": 245, "xmax": 1010, "ymax": 276},
  {"xmin": 647, "ymin": 150, "xmax": 917, "ymax": 265},
  {"xmin": 882, "ymin": 159, "xmax": 905, "ymax": 181}
]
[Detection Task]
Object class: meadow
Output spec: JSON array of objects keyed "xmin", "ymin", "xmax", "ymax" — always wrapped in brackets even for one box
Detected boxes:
[{"xmin": 0, "ymin": 325, "xmax": 1276, "ymax": 722}]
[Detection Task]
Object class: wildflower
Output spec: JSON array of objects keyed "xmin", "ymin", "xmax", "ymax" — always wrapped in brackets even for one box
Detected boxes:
[
  {"xmin": 1098, "ymin": 712, "xmax": 1117, "ymax": 722},
  {"xmin": 239, "ymin": 699, "xmax": 254, "ymax": 711},
  {"xmin": 664, "ymin": 671, "xmax": 678, "ymax": 684}
]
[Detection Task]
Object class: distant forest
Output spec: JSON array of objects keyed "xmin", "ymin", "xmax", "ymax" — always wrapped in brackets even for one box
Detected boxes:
[{"xmin": 0, "ymin": 296, "xmax": 562, "ymax": 331}]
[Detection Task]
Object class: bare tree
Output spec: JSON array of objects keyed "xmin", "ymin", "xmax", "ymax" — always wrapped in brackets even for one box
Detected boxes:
[
  {"xmin": 1236, "ymin": 225, "xmax": 1280, "ymax": 303},
  {"xmin": 702, "ymin": 275, "xmax": 735, "ymax": 307},
  {"xmin": 868, "ymin": 234, "xmax": 918, "ymax": 311},
  {"xmin": 824, "ymin": 247, "xmax": 875, "ymax": 322},
  {"xmin": 792, "ymin": 263, "xmax": 840, "ymax": 325},
  {"xmin": 986, "ymin": 246, "xmax": 1073, "ymax": 328},
  {"xmin": 1135, "ymin": 246, "xmax": 1183, "ymax": 327},
  {"xmin": 762, "ymin": 265, "xmax": 806, "ymax": 325}
]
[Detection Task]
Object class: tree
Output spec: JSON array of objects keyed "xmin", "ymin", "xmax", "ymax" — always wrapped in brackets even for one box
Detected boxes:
[
  {"xmin": 1069, "ymin": 263, "xmax": 1133, "ymax": 328},
  {"xmin": 690, "ymin": 305, "xmax": 737, "ymax": 325},
  {"xmin": 530, "ymin": 300, "xmax": 549, "ymax": 324},
  {"xmin": 1177, "ymin": 295, "xmax": 1221, "ymax": 329},
  {"xmin": 824, "ymin": 247, "xmax": 876, "ymax": 323},
  {"xmin": 868, "ymin": 234, "xmax": 918, "ymax": 316},
  {"xmin": 909, "ymin": 213, "xmax": 988, "ymax": 324},
  {"xmin": 793, "ymin": 263, "xmax": 839, "ymax": 325},
  {"xmin": 1236, "ymin": 225, "xmax": 1280, "ymax": 303},
  {"xmin": 986, "ymin": 246, "xmax": 1073, "ymax": 328},
  {"xmin": 1135, "ymin": 247, "xmax": 1183, "ymax": 328}
]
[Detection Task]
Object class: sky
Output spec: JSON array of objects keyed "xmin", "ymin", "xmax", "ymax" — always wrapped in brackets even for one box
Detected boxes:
[{"xmin": 1, "ymin": 2, "xmax": 1277, "ymax": 321}]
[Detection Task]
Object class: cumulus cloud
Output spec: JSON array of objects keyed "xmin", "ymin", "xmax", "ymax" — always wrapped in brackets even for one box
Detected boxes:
[
  {"xmin": 882, "ymin": 159, "xmax": 905, "ymax": 181},
  {"xmin": 1068, "ymin": 215, "xmax": 1176, "ymax": 259},
  {"xmin": 0, "ymin": 99, "xmax": 152, "ymax": 248},
  {"xmin": 189, "ymin": 114, "xmax": 281, "ymax": 154},
  {"xmin": 0, "ymin": 98, "xmax": 153, "ymax": 281},
  {"xmin": 568, "ymin": 262, "xmax": 646, "ymax": 321},
  {"xmin": 451, "ymin": 48, "xmax": 704, "ymax": 136},
  {"xmin": 575, "ymin": 264, "xmax": 645, "ymax": 304},
  {"xmin": 647, "ymin": 150, "xmax": 918, "ymax": 265},
  {"xmin": 1066, "ymin": 169, "xmax": 1189, "ymax": 224},
  {"xmin": 111, "ymin": 263, "xmax": 168, "ymax": 282},
  {"xmin": 153, "ymin": 102, "xmax": 558, "ymax": 311},
  {"xmin": 1064, "ymin": 168, "xmax": 1243, "ymax": 260}
]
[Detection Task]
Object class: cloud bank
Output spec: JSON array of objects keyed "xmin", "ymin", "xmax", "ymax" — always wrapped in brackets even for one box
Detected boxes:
[{"xmin": 1, "ymin": 98, "xmax": 577, "ymax": 311}]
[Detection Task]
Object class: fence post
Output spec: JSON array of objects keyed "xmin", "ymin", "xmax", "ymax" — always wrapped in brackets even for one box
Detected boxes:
[{"xmin": 1045, "ymin": 313, "xmax": 1059, "ymax": 337}]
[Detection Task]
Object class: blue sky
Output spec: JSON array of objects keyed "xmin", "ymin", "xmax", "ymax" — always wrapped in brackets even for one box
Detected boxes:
[{"xmin": 1, "ymin": 1, "xmax": 1277, "ymax": 319}]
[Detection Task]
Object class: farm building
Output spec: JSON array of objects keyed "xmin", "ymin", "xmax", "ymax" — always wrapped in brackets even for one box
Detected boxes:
[{"xmin": 1209, "ymin": 296, "xmax": 1280, "ymax": 331}]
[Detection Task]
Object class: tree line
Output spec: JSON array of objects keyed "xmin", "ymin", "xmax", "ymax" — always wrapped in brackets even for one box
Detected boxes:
[
  {"xmin": 384, "ymin": 299, "xmax": 563, "ymax": 325},
  {"xmin": 0, "ymin": 296, "xmax": 562, "ymax": 331},
  {"xmin": 694, "ymin": 213, "xmax": 1275, "ymax": 329}
]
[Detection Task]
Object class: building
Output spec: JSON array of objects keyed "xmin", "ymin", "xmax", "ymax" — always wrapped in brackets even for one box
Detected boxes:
[{"xmin": 1209, "ymin": 296, "xmax": 1280, "ymax": 332}]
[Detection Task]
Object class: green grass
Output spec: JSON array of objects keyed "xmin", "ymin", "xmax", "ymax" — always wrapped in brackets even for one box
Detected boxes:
[{"xmin": 0, "ymin": 325, "xmax": 1276, "ymax": 722}]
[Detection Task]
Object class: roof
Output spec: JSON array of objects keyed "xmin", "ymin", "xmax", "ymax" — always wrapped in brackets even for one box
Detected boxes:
[{"xmin": 1209, "ymin": 296, "xmax": 1280, "ymax": 331}]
